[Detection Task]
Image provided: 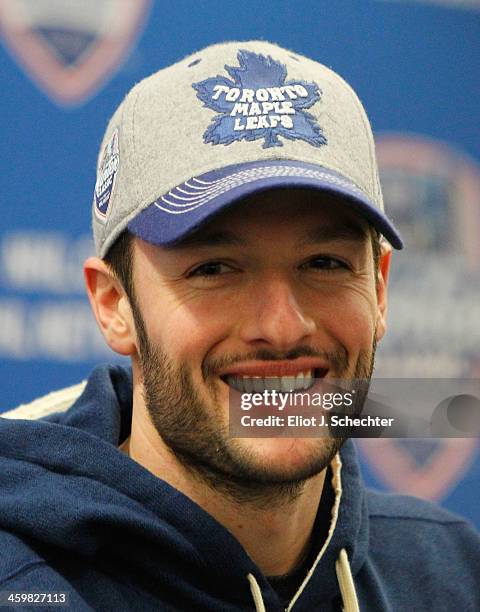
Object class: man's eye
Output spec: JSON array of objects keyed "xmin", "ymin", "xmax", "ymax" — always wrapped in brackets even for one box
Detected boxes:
[
  {"xmin": 303, "ymin": 256, "xmax": 349, "ymax": 271},
  {"xmin": 188, "ymin": 262, "xmax": 232, "ymax": 277}
]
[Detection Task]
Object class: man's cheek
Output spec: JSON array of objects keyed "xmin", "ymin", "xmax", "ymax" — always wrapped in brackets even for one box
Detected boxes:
[
  {"xmin": 158, "ymin": 314, "xmax": 210, "ymax": 352},
  {"xmin": 325, "ymin": 298, "xmax": 376, "ymax": 341}
]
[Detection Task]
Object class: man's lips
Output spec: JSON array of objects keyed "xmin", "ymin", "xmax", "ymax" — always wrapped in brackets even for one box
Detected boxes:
[
  {"xmin": 218, "ymin": 358, "xmax": 329, "ymax": 378},
  {"xmin": 218, "ymin": 359, "xmax": 329, "ymax": 393}
]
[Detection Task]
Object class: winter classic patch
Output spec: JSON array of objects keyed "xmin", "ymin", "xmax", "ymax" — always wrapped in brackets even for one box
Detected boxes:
[
  {"xmin": 94, "ymin": 128, "xmax": 119, "ymax": 222},
  {"xmin": 193, "ymin": 50, "xmax": 326, "ymax": 149}
]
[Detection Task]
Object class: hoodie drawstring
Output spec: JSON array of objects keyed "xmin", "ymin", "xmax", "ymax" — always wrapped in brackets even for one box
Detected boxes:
[
  {"xmin": 335, "ymin": 548, "xmax": 360, "ymax": 612},
  {"xmin": 246, "ymin": 453, "xmax": 360, "ymax": 612},
  {"xmin": 248, "ymin": 573, "xmax": 266, "ymax": 612},
  {"xmin": 247, "ymin": 548, "xmax": 359, "ymax": 612}
]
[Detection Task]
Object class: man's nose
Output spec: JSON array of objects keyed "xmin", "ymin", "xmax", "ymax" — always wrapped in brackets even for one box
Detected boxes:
[{"xmin": 239, "ymin": 277, "xmax": 317, "ymax": 351}]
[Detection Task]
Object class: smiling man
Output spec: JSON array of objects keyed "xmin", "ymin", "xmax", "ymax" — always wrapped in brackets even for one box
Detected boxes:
[{"xmin": 1, "ymin": 41, "xmax": 479, "ymax": 612}]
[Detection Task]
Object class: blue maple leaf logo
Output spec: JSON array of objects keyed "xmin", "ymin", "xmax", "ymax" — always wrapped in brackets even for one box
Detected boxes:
[{"xmin": 193, "ymin": 50, "xmax": 327, "ymax": 149}]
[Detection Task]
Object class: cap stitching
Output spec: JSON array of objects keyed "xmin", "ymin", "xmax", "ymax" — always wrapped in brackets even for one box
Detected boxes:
[
  {"xmin": 155, "ymin": 166, "xmax": 365, "ymax": 215},
  {"xmin": 166, "ymin": 167, "xmax": 364, "ymax": 202}
]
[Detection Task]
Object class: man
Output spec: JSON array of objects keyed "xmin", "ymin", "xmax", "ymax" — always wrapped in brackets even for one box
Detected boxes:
[{"xmin": 0, "ymin": 41, "xmax": 479, "ymax": 612}]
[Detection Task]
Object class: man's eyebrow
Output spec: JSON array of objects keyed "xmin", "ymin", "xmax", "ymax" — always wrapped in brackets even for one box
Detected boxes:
[
  {"xmin": 299, "ymin": 222, "xmax": 368, "ymax": 245},
  {"xmin": 165, "ymin": 230, "xmax": 246, "ymax": 250}
]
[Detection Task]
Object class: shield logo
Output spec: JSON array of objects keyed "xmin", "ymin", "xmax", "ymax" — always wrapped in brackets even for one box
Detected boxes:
[
  {"xmin": 357, "ymin": 438, "xmax": 478, "ymax": 501},
  {"xmin": 0, "ymin": 0, "xmax": 151, "ymax": 106}
]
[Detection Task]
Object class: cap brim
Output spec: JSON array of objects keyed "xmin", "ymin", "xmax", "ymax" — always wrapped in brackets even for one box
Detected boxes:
[{"xmin": 128, "ymin": 160, "xmax": 404, "ymax": 250}]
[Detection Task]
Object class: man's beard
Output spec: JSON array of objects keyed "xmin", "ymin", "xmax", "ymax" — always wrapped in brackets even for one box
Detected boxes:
[{"xmin": 132, "ymin": 300, "xmax": 376, "ymax": 509}]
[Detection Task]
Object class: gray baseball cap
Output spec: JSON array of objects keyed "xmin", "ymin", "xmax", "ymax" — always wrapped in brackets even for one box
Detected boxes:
[{"xmin": 92, "ymin": 40, "xmax": 403, "ymax": 257}]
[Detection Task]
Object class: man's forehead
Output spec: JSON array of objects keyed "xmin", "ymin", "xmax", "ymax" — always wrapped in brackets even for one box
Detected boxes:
[{"xmin": 166, "ymin": 189, "xmax": 371, "ymax": 250}]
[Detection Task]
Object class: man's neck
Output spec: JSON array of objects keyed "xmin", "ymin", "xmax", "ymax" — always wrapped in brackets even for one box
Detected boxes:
[
  {"xmin": 120, "ymin": 402, "xmax": 327, "ymax": 577},
  {"xmin": 197, "ymin": 471, "xmax": 325, "ymax": 576}
]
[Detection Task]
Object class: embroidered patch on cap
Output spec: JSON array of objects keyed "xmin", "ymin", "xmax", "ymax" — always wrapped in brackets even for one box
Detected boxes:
[
  {"xmin": 94, "ymin": 128, "xmax": 120, "ymax": 222},
  {"xmin": 193, "ymin": 50, "xmax": 327, "ymax": 149}
]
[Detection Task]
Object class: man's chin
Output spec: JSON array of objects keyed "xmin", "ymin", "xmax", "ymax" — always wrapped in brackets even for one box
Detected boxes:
[{"xmin": 224, "ymin": 436, "xmax": 342, "ymax": 484}]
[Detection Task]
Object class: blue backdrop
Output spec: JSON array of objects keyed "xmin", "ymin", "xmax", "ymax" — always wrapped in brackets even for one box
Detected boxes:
[{"xmin": 1, "ymin": 0, "xmax": 479, "ymax": 525}]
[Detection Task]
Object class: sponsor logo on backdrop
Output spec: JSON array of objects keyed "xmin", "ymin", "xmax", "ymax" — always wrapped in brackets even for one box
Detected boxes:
[
  {"xmin": 0, "ymin": 0, "xmax": 151, "ymax": 106},
  {"xmin": 375, "ymin": 133, "xmax": 480, "ymax": 378},
  {"xmin": 0, "ymin": 232, "xmax": 111, "ymax": 360},
  {"xmin": 193, "ymin": 50, "xmax": 326, "ymax": 149},
  {"xmin": 357, "ymin": 438, "xmax": 478, "ymax": 500},
  {"xmin": 359, "ymin": 133, "xmax": 480, "ymax": 501}
]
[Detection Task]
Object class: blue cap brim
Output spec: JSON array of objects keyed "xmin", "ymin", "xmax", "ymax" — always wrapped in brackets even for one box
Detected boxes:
[{"xmin": 128, "ymin": 160, "xmax": 404, "ymax": 250}]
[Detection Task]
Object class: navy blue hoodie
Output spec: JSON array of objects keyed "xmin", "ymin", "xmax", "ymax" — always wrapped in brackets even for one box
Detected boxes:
[{"xmin": 1, "ymin": 365, "xmax": 479, "ymax": 611}]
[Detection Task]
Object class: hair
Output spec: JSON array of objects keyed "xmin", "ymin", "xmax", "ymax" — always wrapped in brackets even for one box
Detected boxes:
[
  {"xmin": 371, "ymin": 228, "xmax": 382, "ymax": 272},
  {"xmin": 103, "ymin": 226, "xmax": 383, "ymax": 300},
  {"xmin": 103, "ymin": 230, "xmax": 135, "ymax": 300}
]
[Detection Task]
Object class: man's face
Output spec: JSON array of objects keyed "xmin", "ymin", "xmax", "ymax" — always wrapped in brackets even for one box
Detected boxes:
[{"xmin": 129, "ymin": 189, "xmax": 387, "ymax": 497}]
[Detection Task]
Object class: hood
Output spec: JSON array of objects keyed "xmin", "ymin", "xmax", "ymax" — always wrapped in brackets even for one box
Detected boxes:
[{"xmin": 0, "ymin": 365, "xmax": 368, "ymax": 611}]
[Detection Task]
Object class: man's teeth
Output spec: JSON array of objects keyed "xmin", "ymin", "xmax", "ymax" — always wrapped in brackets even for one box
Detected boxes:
[{"xmin": 226, "ymin": 370, "xmax": 316, "ymax": 393}]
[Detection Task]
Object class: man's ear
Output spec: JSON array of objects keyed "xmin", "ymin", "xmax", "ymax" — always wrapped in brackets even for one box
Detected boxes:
[
  {"xmin": 375, "ymin": 241, "xmax": 392, "ymax": 342},
  {"xmin": 84, "ymin": 257, "xmax": 137, "ymax": 356}
]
